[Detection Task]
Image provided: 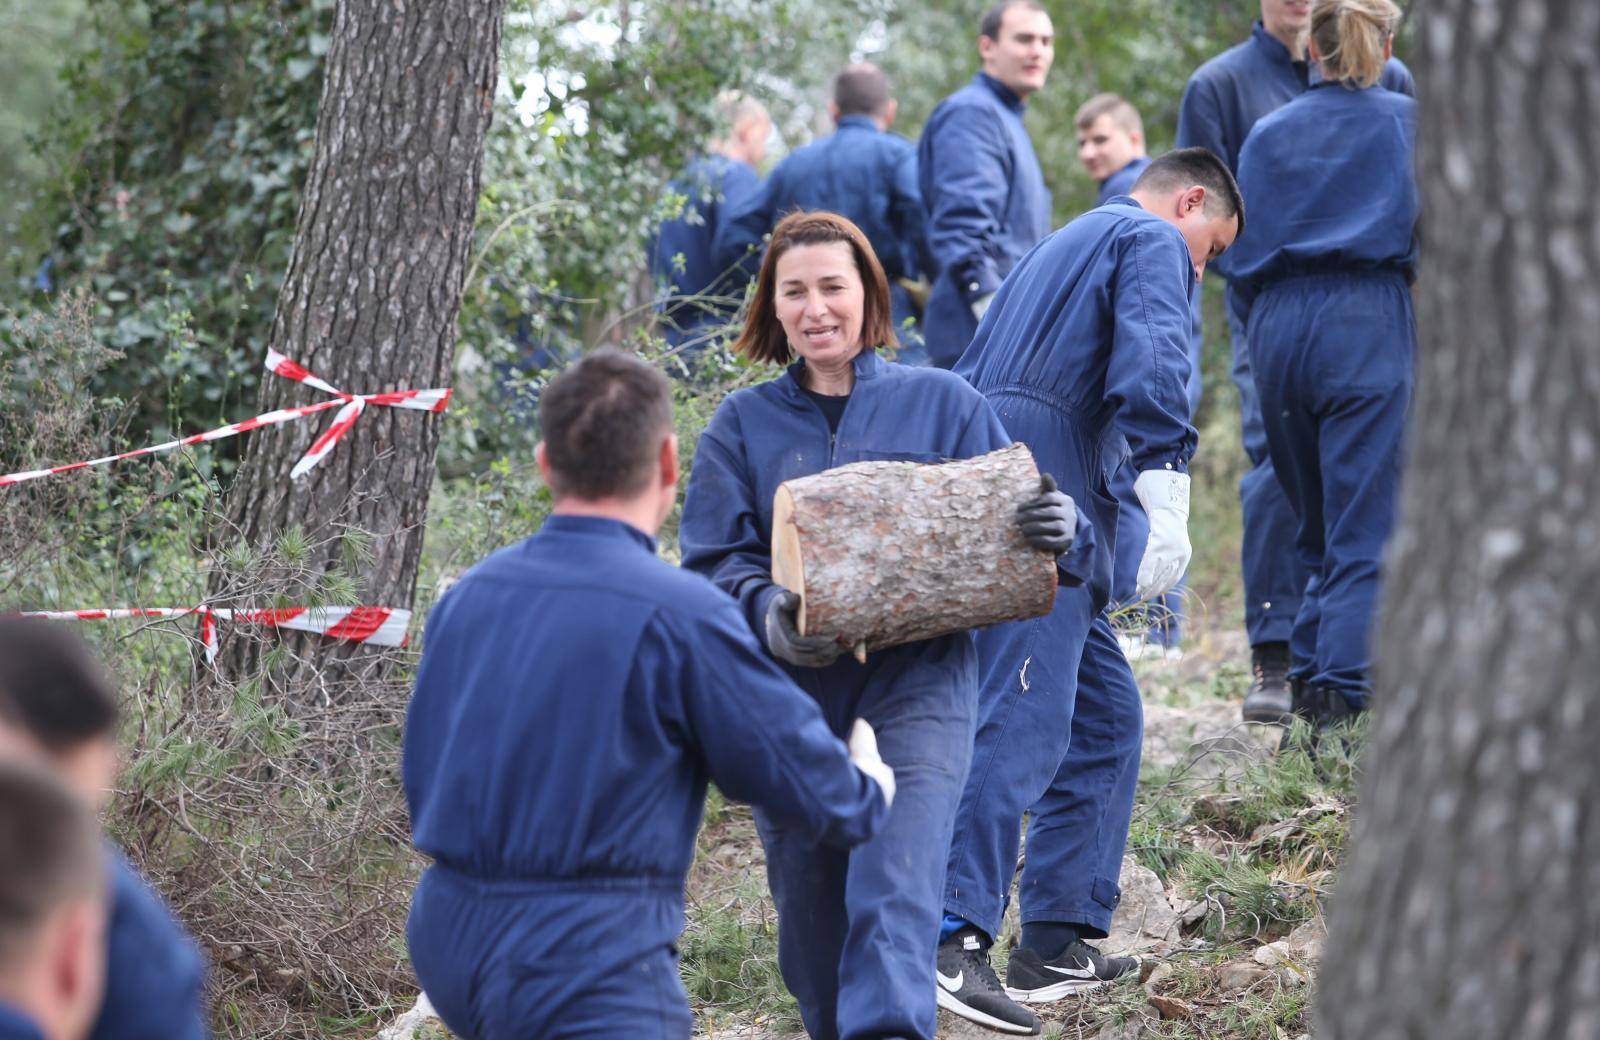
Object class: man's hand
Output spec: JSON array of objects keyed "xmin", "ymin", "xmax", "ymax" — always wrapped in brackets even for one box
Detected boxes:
[
  {"xmin": 765, "ymin": 590, "xmax": 844, "ymax": 668},
  {"xmin": 1016, "ymin": 474, "xmax": 1078, "ymax": 555},
  {"xmin": 1134, "ymin": 470, "xmax": 1192, "ymax": 600},
  {"xmin": 848, "ymin": 719, "xmax": 896, "ymax": 808}
]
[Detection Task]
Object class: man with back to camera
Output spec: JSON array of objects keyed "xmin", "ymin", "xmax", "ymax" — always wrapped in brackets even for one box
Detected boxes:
[
  {"xmin": 403, "ymin": 348, "xmax": 894, "ymax": 1039},
  {"xmin": 1076, "ymin": 92, "xmax": 1202, "ymax": 657},
  {"xmin": 717, "ymin": 63, "xmax": 936, "ymax": 361},
  {"xmin": 1177, "ymin": 0, "xmax": 1414, "ymax": 724},
  {"xmin": 918, "ymin": 0, "xmax": 1054, "ymax": 368},
  {"xmin": 0, "ymin": 620, "xmax": 210, "ymax": 1040},
  {"xmin": 649, "ymin": 93, "xmax": 772, "ymax": 354},
  {"xmin": 937, "ymin": 149, "xmax": 1243, "ymax": 1034},
  {"xmin": 0, "ymin": 761, "xmax": 108, "ymax": 1040}
]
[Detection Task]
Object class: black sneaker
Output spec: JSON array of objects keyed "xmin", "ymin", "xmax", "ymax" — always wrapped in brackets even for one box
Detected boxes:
[
  {"xmin": 1005, "ymin": 940, "xmax": 1142, "ymax": 1003},
  {"xmin": 936, "ymin": 927, "xmax": 1040, "ymax": 1035},
  {"xmin": 1242, "ymin": 641, "xmax": 1293, "ymax": 724}
]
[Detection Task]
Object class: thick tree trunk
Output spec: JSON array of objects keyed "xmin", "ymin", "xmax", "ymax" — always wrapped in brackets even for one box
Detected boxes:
[
  {"xmin": 772, "ymin": 444, "xmax": 1057, "ymax": 658},
  {"xmin": 1318, "ymin": 3, "xmax": 1600, "ymax": 1036},
  {"xmin": 208, "ymin": 0, "xmax": 505, "ymax": 688}
]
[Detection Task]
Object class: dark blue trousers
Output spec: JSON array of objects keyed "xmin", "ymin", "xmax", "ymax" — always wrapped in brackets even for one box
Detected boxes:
[
  {"xmin": 759, "ymin": 659, "xmax": 977, "ymax": 1040},
  {"xmin": 1249, "ymin": 272, "xmax": 1414, "ymax": 705},
  {"xmin": 1228, "ymin": 288, "xmax": 1308, "ymax": 646},
  {"xmin": 945, "ymin": 586, "xmax": 1143, "ymax": 940},
  {"xmin": 409, "ymin": 869, "xmax": 692, "ymax": 1039}
]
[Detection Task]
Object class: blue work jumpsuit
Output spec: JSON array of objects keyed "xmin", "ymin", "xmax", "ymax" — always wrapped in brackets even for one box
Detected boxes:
[
  {"xmin": 918, "ymin": 73, "xmax": 1052, "ymax": 368},
  {"xmin": 1178, "ymin": 19, "xmax": 1413, "ymax": 647},
  {"xmin": 405, "ymin": 516, "xmax": 887, "ymax": 1040},
  {"xmin": 1230, "ymin": 84, "xmax": 1418, "ymax": 707},
  {"xmin": 717, "ymin": 116, "xmax": 934, "ymax": 359},
  {"xmin": 649, "ymin": 154, "xmax": 762, "ymax": 350},
  {"xmin": 0, "ymin": 1006, "xmax": 42, "ymax": 1040},
  {"xmin": 680, "ymin": 351, "xmax": 1091, "ymax": 1040},
  {"xmin": 947, "ymin": 199, "xmax": 1196, "ymax": 942},
  {"xmin": 1096, "ymin": 157, "xmax": 1201, "ymax": 648},
  {"xmin": 91, "ymin": 846, "xmax": 210, "ymax": 1040}
]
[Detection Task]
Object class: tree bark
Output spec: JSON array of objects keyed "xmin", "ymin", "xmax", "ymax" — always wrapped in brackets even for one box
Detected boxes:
[
  {"xmin": 1319, "ymin": 3, "xmax": 1600, "ymax": 1036},
  {"xmin": 208, "ymin": 0, "xmax": 505, "ymax": 688},
  {"xmin": 772, "ymin": 444, "xmax": 1057, "ymax": 659}
]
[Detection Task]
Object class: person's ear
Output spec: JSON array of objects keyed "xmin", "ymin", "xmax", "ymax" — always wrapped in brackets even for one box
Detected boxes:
[
  {"xmin": 1181, "ymin": 185, "xmax": 1207, "ymax": 218},
  {"xmin": 1382, "ymin": 35, "xmax": 1394, "ymax": 61},
  {"xmin": 883, "ymin": 99, "xmax": 898, "ymax": 128},
  {"xmin": 535, "ymin": 441, "xmax": 553, "ymax": 486},
  {"xmin": 977, "ymin": 33, "xmax": 995, "ymax": 63},
  {"xmin": 1130, "ymin": 128, "xmax": 1144, "ymax": 152},
  {"xmin": 828, "ymin": 101, "xmax": 841, "ymax": 124},
  {"xmin": 661, "ymin": 433, "xmax": 680, "ymax": 492}
]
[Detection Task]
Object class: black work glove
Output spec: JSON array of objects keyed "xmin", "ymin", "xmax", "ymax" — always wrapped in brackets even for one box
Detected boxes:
[
  {"xmin": 764, "ymin": 590, "xmax": 843, "ymax": 668},
  {"xmin": 1016, "ymin": 473, "xmax": 1078, "ymax": 555}
]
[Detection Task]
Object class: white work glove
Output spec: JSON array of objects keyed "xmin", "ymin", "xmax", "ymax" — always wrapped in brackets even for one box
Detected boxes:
[
  {"xmin": 1133, "ymin": 469, "xmax": 1192, "ymax": 601},
  {"xmin": 970, "ymin": 291, "xmax": 997, "ymax": 321},
  {"xmin": 848, "ymin": 719, "xmax": 896, "ymax": 809}
]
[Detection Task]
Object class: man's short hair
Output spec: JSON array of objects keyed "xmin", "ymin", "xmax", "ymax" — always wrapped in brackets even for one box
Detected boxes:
[
  {"xmin": 833, "ymin": 63, "xmax": 891, "ymax": 118},
  {"xmin": 979, "ymin": 0, "xmax": 1047, "ymax": 40},
  {"xmin": 714, "ymin": 91, "xmax": 767, "ymax": 138},
  {"xmin": 1132, "ymin": 147, "xmax": 1246, "ymax": 236},
  {"xmin": 0, "ymin": 620, "xmax": 119, "ymax": 753},
  {"xmin": 1074, "ymin": 92, "xmax": 1143, "ymax": 137},
  {"xmin": 537, "ymin": 348, "xmax": 673, "ymax": 501},
  {"xmin": 0, "ymin": 760, "xmax": 104, "ymax": 970}
]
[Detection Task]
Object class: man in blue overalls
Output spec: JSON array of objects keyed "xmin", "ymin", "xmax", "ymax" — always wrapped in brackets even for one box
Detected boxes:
[
  {"xmin": 1177, "ymin": 0, "xmax": 1413, "ymax": 723},
  {"xmin": 1076, "ymin": 93, "xmax": 1203, "ymax": 658},
  {"xmin": 649, "ymin": 94, "xmax": 771, "ymax": 359},
  {"xmin": 405, "ymin": 349, "xmax": 893, "ymax": 1040},
  {"xmin": 717, "ymin": 63, "xmax": 935, "ymax": 361},
  {"xmin": 918, "ymin": 0, "xmax": 1054, "ymax": 368},
  {"xmin": 937, "ymin": 150, "xmax": 1242, "ymax": 1035},
  {"xmin": 0, "ymin": 762, "xmax": 108, "ymax": 1040}
]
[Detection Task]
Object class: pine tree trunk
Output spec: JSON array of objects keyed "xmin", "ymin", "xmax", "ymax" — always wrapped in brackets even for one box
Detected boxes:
[
  {"xmin": 208, "ymin": 0, "xmax": 506, "ymax": 688},
  {"xmin": 1318, "ymin": 3, "xmax": 1600, "ymax": 1035},
  {"xmin": 772, "ymin": 444, "xmax": 1057, "ymax": 658}
]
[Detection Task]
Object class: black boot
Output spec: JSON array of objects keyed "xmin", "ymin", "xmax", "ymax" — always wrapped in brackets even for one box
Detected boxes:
[{"xmin": 1242, "ymin": 641, "xmax": 1293, "ymax": 725}]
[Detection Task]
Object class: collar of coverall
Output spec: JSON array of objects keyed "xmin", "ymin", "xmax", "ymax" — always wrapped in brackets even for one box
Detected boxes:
[
  {"xmin": 1250, "ymin": 19, "xmax": 1308, "ymax": 70},
  {"xmin": 779, "ymin": 349, "xmax": 885, "ymax": 404},
  {"xmin": 541, "ymin": 513, "xmax": 659, "ymax": 555},
  {"xmin": 835, "ymin": 114, "xmax": 881, "ymax": 133},
  {"xmin": 974, "ymin": 71, "xmax": 1026, "ymax": 112}
]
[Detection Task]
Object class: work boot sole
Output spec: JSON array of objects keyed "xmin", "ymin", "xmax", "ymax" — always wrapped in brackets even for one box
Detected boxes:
[{"xmin": 1241, "ymin": 702, "xmax": 1294, "ymax": 725}]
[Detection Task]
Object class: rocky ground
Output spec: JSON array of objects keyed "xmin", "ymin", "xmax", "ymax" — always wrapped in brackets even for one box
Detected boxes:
[{"xmin": 378, "ymin": 619, "xmax": 1358, "ymax": 1040}]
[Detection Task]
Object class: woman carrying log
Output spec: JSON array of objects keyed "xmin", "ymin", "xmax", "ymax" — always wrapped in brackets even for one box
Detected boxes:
[{"xmin": 679, "ymin": 210, "xmax": 1092, "ymax": 1040}]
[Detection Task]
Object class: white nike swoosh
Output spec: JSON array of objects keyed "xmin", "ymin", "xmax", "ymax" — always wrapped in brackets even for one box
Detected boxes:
[
  {"xmin": 1043, "ymin": 962, "xmax": 1097, "ymax": 979},
  {"xmin": 937, "ymin": 970, "xmax": 964, "ymax": 992}
]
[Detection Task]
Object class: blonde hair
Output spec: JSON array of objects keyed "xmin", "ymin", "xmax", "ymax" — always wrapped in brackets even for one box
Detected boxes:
[
  {"xmin": 1309, "ymin": 0, "xmax": 1402, "ymax": 88},
  {"xmin": 1074, "ymin": 93, "xmax": 1143, "ymax": 137}
]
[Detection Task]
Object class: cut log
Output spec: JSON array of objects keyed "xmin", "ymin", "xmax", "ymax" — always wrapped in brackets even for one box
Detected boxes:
[{"xmin": 771, "ymin": 443, "xmax": 1057, "ymax": 660}]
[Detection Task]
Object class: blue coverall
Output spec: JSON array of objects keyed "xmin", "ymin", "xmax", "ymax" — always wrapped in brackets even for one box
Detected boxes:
[
  {"xmin": 680, "ymin": 351, "xmax": 1091, "ymax": 1040},
  {"xmin": 1230, "ymin": 83, "xmax": 1418, "ymax": 707},
  {"xmin": 0, "ymin": 1006, "xmax": 41, "ymax": 1040},
  {"xmin": 947, "ymin": 199, "xmax": 1196, "ymax": 944},
  {"xmin": 91, "ymin": 846, "xmax": 209, "ymax": 1040},
  {"xmin": 1177, "ymin": 19, "xmax": 1413, "ymax": 647},
  {"xmin": 717, "ymin": 116, "xmax": 934, "ymax": 359},
  {"xmin": 918, "ymin": 73, "xmax": 1052, "ymax": 368},
  {"xmin": 404, "ymin": 516, "xmax": 887, "ymax": 1040},
  {"xmin": 649, "ymin": 154, "xmax": 762, "ymax": 348},
  {"xmin": 1096, "ymin": 157, "xmax": 1200, "ymax": 648}
]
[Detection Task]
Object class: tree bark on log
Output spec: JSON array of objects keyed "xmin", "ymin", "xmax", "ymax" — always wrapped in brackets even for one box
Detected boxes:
[
  {"xmin": 206, "ymin": 0, "xmax": 506, "ymax": 690},
  {"xmin": 1319, "ymin": 3, "xmax": 1600, "ymax": 1037},
  {"xmin": 771, "ymin": 444, "xmax": 1056, "ymax": 659}
]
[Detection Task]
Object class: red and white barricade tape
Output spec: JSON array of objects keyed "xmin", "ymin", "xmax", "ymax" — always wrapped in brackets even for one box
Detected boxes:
[
  {"xmin": 0, "ymin": 350, "xmax": 450, "ymax": 488},
  {"xmin": 16, "ymin": 606, "xmax": 411, "ymax": 664}
]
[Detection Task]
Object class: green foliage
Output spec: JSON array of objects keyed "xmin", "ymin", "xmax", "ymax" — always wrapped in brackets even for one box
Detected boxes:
[{"xmin": 8, "ymin": 0, "xmax": 331, "ymax": 440}]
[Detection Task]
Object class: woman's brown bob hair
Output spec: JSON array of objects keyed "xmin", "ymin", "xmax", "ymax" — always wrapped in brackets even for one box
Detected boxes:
[{"xmin": 731, "ymin": 210, "xmax": 899, "ymax": 365}]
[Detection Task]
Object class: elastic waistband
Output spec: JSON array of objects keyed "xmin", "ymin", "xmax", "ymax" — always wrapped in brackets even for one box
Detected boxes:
[
  {"xmin": 1259, "ymin": 267, "xmax": 1410, "ymax": 293},
  {"xmin": 428, "ymin": 863, "xmax": 679, "ymax": 897},
  {"xmin": 983, "ymin": 384, "xmax": 1109, "ymax": 431}
]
